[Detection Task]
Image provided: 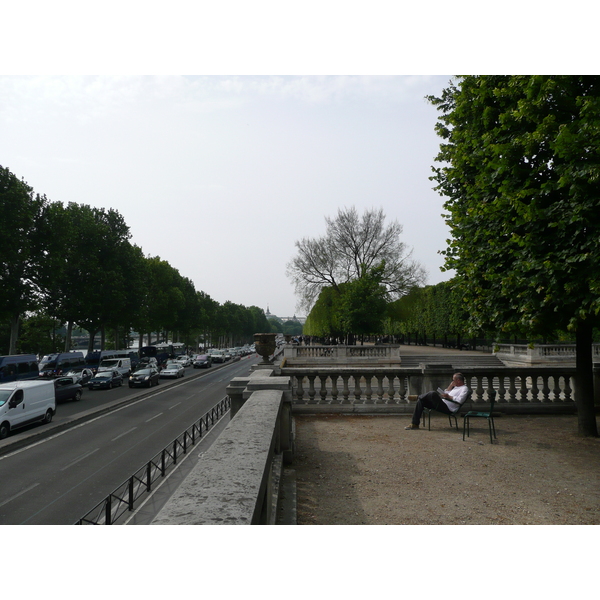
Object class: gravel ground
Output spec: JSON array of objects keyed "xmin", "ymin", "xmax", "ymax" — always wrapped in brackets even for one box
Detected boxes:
[{"xmin": 293, "ymin": 413, "xmax": 600, "ymax": 525}]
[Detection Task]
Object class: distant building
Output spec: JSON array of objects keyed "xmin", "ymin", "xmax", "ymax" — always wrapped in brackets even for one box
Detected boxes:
[{"xmin": 265, "ymin": 306, "xmax": 306, "ymax": 325}]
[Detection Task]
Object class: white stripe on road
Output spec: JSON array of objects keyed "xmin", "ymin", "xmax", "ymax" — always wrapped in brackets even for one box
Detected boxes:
[
  {"xmin": 0, "ymin": 483, "xmax": 40, "ymax": 508},
  {"xmin": 111, "ymin": 427, "xmax": 137, "ymax": 441},
  {"xmin": 145, "ymin": 412, "xmax": 163, "ymax": 423},
  {"xmin": 60, "ymin": 448, "xmax": 100, "ymax": 471}
]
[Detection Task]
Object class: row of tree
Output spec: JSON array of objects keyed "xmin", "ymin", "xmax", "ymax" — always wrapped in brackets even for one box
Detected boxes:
[
  {"xmin": 428, "ymin": 75, "xmax": 600, "ymax": 437},
  {"xmin": 0, "ymin": 165, "xmax": 273, "ymax": 356}
]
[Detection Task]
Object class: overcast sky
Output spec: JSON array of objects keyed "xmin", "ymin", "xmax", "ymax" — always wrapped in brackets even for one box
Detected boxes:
[{"xmin": 2, "ymin": 74, "xmax": 455, "ymax": 317}]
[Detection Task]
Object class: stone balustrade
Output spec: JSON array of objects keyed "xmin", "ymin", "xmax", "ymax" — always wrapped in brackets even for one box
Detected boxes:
[
  {"xmin": 283, "ymin": 344, "xmax": 401, "ymax": 366},
  {"xmin": 494, "ymin": 343, "xmax": 600, "ymax": 365},
  {"xmin": 280, "ymin": 365, "xmax": 581, "ymax": 414}
]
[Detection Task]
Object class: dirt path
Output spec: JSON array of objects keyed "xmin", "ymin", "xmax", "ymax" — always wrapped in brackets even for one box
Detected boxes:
[{"xmin": 293, "ymin": 414, "xmax": 600, "ymax": 525}]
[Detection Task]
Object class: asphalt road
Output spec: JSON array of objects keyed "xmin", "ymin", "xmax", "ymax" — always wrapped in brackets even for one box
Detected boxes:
[{"xmin": 0, "ymin": 356, "xmax": 258, "ymax": 525}]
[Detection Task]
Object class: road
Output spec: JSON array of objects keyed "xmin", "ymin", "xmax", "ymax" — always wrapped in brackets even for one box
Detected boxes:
[{"xmin": 0, "ymin": 356, "xmax": 258, "ymax": 524}]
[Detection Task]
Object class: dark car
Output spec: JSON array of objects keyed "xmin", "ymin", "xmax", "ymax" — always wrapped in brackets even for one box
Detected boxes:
[
  {"xmin": 128, "ymin": 368, "xmax": 160, "ymax": 388},
  {"xmin": 193, "ymin": 355, "xmax": 212, "ymax": 369},
  {"xmin": 54, "ymin": 376, "xmax": 83, "ymax": 402},
  {"xmin": 88, "ymin": 370, "xmax": 123, "ymax": 390}
]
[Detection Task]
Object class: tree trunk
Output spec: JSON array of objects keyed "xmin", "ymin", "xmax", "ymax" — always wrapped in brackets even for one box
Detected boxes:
[
  {"xmin": 64, "ymin": 321, "xmax": 73, "ymax": 352},
  {"xmin": 87, "ymin": 329, "xmax": 97, "ymax": 355},
  {"xmin": 575, "ymin": 323, "xmax": 598, "ymax": 437},
  {"xmin": 9, "ymin": 313, "xmax": 19, "ymax": 354}
]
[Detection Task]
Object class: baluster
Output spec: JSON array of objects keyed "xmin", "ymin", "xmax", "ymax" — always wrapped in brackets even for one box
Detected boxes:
[
  {"xmin": 475, "ymin": 377, "xmax": 484, "ymax": 403},
  {"xmin": 519, "ymin": 376, "xmax": 529, "ymax": 403},
  {"xmin": 319, "ymin": 375, "xmax": 329, "ymax": 404},
  {"xmin": 376, "ymin": 375, "xmax": 385, "ymax": 402},
  {"xmin": 365, "ymin": 375, "xmax": 374, "ymax": 403},
  {"xmin": 530, "ymin": 374, "xmax": 540, "ymax": 403},
  {"xmin": 341, "ymin": 374, "xmax": 351, "ymax": 404},
  {"xmin": 508, "ymin": 375, "xmax": 518, "ymax": 403},
  {"xmin": 541, "ymin": 374, "xmax": 550, "ymax": 402},
  {"xmin": 295, "ymin": 375, "xmax": 306, "ymax": 403},
  {"xmin": 398, "ymin": 375, "xmax": 407, "ymax": 403},
  {"xmin": 386, "ymin": 375, "xmax": 397, "ymax": 404},
  {"xmin": 562, "ymin": 376, "xmax": 572, "ymax": 403},
  {"xmin": 330, "ymin": 374, "xmax": 340, "ymax": 404},
  {"xmin": 307, "ymin": 375, "xmax": 317, "ymax": 404},
  {"xmin": 353, "ymin": 375, "xmax": 363, "ymax": 403},
  {"xmin": 496, "ymin": 376, "xmax": 506, "ymax": 403},
  {"xmin": 551, "ymin": 375, "xmax": 562, "ymax": 402}
]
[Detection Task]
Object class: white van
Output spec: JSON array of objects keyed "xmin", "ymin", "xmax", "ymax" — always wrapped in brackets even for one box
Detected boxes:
[
  {"xmin": 97, "ymin": 358, "xmax": 131, "ymax": 377},
  {"xmin": 0, "ymin": 380, "xmax": 56, "ymax": 440}
]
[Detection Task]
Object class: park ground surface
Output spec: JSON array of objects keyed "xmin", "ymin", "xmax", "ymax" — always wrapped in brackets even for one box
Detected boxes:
[{"xmin": 293, "ymin": 413, "xmax": 600, "ymax": 525}]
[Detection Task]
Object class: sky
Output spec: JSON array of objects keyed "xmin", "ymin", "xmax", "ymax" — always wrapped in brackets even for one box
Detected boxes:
[{"xmin": 1, "ymin": 74, "xmax": 455, "ymax": 318}]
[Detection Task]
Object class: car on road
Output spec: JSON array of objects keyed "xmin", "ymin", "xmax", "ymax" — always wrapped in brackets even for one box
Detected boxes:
[
  {"xmin": 54, "ymin": 376, "xmax": 84, "ymax": 402},
  {"xmin": 135, "ymin": 357, "xmax": 160, "ymax": 372},
  {"xmin": 160, "ymin": 362, "xmax": 185, "ymax": 379},
  {"xmin": 193, "ymin": 355, "xmax": 211, "ymax": 368},
  {"xmin": 129, "ymin": 368, "xmax": 160, "ymax": 388},
  {"xmin": 88, "ymin": 370, "xmax": 123, "ymax": 390},
  {"xmin": 65, "ymin": 367, "xmax": 94, "ymax": 385},
  {"xmin": 210, "ymin": 350, "xmax": 225, "ymax": 363},
  {"xmin": 175, "ymin": 355, "xmax": 192, "ymax": 367}
]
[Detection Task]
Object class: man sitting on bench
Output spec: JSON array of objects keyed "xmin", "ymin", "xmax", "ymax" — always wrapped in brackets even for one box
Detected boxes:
[{"xmin": 405, "ymin": 373, "xmax": 469, "ymax": 430}]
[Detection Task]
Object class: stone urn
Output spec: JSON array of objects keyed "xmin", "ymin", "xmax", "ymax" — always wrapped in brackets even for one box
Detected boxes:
[
  {"xmin": 254, "ymin": 333, "xmax": 277, "ymax": 364},
  {"xmin": 284, "ymin": 334, "xmax": 292, "ymax": 344}
]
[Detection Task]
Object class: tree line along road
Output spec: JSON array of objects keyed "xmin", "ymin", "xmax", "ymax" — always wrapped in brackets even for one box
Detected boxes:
[{"xmin": 0, "ymin": 356, "xmax": 257, "ymax": 525}]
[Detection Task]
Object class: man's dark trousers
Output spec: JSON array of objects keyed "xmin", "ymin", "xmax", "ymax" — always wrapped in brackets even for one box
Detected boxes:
[{"xmin": 411, "ymin": 391, "xmax": 453, "ymax": 426}]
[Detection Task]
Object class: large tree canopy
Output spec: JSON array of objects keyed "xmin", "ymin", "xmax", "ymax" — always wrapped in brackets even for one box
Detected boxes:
[
  {"xmin": 428, "ymin": 75, "xmax": 600, "ymax": 436},
  {"xmin": 287, "ymin": 206, "xmax": 426, "ymax": 311}
]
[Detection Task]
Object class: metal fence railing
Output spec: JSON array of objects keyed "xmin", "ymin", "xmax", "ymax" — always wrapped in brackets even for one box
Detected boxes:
[{"xmin": 76, "ymin": 396, "xmax": 231, "ymax": 525}]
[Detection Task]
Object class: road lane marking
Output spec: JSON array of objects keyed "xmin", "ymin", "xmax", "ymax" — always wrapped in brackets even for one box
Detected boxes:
[
  {"xmin": 0, "ymin": 483, "xmax": 40, "ymax": 508},
  {"xmin": 60, "ymin": 448, "xmax": 100, "ymax": 471},
  {"xmin": 169, "ymin": 402, "xmax": 182, "ymax": 410},
  {"xmin": 111, "ymin": 427, "xmax": 137, "ymax": 441},
  {"xmin": 145, "ymin": 412, "xmax": 163, "ymax": 423}
]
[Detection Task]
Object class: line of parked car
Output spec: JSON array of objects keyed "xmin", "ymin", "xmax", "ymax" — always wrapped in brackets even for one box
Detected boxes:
[
  {"xmin": 7, "ymin": 346, "xmax": 257, "ymax": 409},
  {"xmin": 1, "ymin": 345, "xmax": 259, "ymax": 439}
]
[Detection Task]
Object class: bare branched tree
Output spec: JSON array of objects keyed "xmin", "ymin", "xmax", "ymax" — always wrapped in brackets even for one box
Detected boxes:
[{"xmin": 287, "ymin": 207, "xmax": 427, "ymax": 312}]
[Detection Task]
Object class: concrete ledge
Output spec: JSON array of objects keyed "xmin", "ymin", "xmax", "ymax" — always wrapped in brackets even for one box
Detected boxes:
[{"xmin": 151, "ymin": 388, "xmax": 284, "ymax": 525}]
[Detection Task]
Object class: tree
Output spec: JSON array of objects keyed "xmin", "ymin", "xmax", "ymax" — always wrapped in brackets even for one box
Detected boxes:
[
  {"xmin": 428, "ymin": 75, "xmax": 600, "ymax": 436},
  {"xmin": 287, "ymin": 206, "xmax": 426, "ymax": 312},
  {"xmin": 0, "ymin": 166, "xmax": 48, "ymax": 353},
  {"xmin": 339, "ymin": 264, "xmax": 389, "ymax": 342}
]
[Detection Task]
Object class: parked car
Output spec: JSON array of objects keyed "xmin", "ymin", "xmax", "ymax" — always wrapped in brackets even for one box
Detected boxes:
[
  {"xmin": 0, "ymin": 380, "xmax": 55, "ymax": 440},
  {"xmin": 210, "ymin": 350, "xmax": 225, "ymax": 363},
  {"xmin": 38, "ymin": 351, "xmax": 85, "ymax": 378},
  {"xmin": 54, "ymin": 376, "xmax": 83, "ymax": 402},
  {"xmin": 88, "ymin": 370, "xmax": 123, "ymax": 390},
  {"xmin": 135, "ymin": 357, "xmax": 160, "ymax": 372},
  {"xmin": 65, "ymin": 367, "xmax": 94, "ymax": 385},
  {"xmin": 160, "ymin": 362, "xmax": 185, "ymax": 378},
  {"xmin": 97, "ymin": 358, "xmax": 131, "ymax": 377},
  {"xmin": 193, "ymin": 355, "xmax": 212, "ymax": 368},
  {"xmin": 175, "ymin": 355, "xmax": 191, "ymax": 367},
  {"xmin": 129, "ymin": 368, "xmax": 160, "ymax": 388}
]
